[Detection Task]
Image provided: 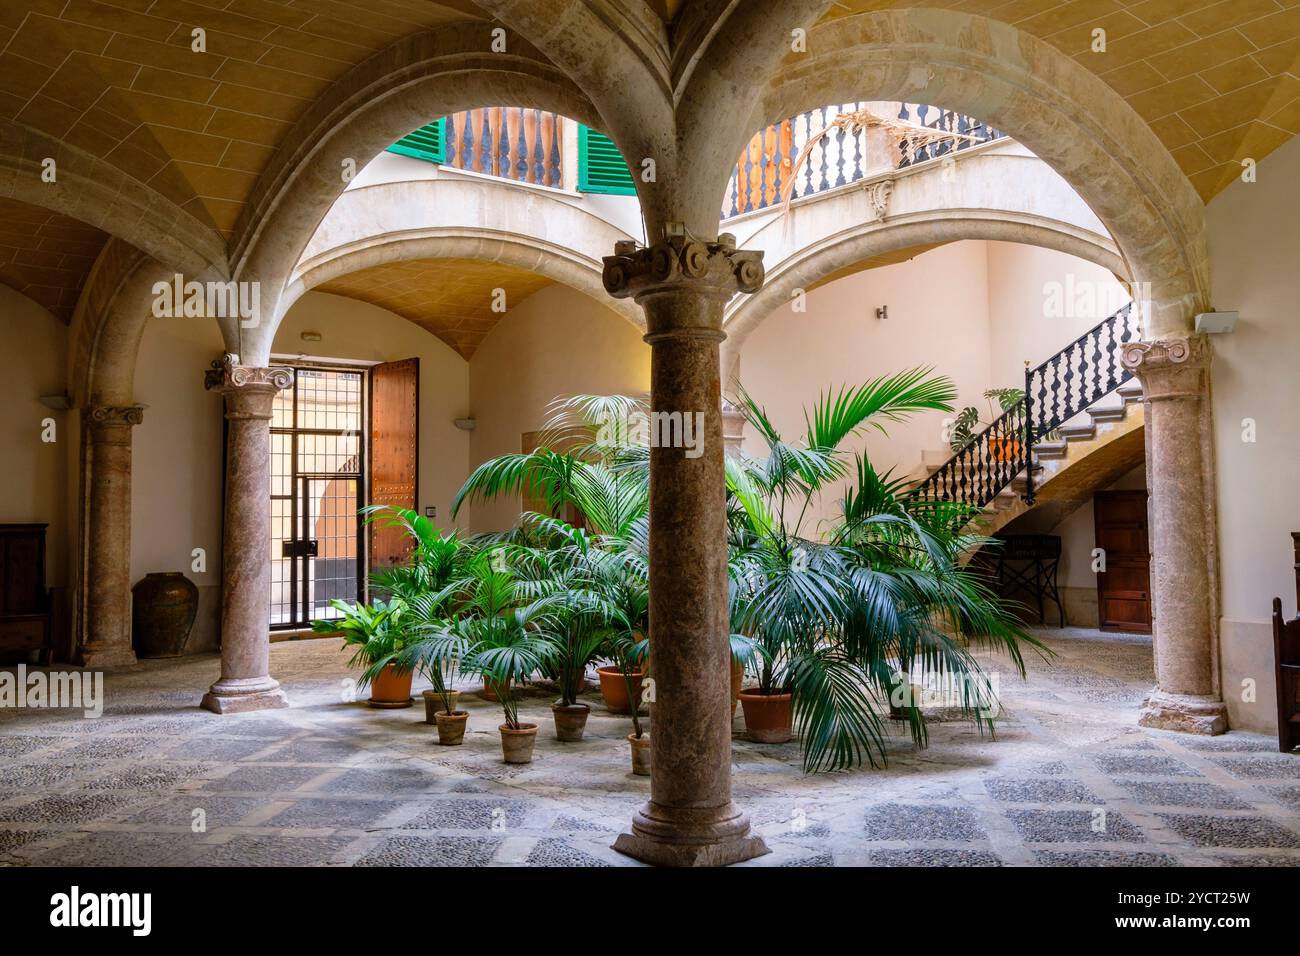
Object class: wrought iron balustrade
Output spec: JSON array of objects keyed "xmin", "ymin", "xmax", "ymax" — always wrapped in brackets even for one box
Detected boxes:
[
  {"xmin": 721, "ymin": 102, "xmax": 1004, "ymax": 219},
  {"xmin": 910, "ymin": 303, "xmax": 1142, "ymax": 523}
]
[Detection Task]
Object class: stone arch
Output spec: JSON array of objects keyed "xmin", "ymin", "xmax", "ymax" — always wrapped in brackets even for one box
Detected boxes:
[
  {"xmin": 755, "ymin": 9, "xmax": 1210, "ymax": 337},
  {"xmin": 282, "ymin": 175, "xmax": 644, "ymax": 332},
  {"xmin": 0, "ymin": 119, "xmax": 226, "ymax": 280},
  {"xmin": 228, "ymin": 24, "xmax": 604, "ymax": 364},
  {"xmin": 724, "ymin": 209, "xmax": 1126, "ymax": 369},
  {"xmin": 68, "ymin": 239, "xmax": 179, "ymax": 408}
]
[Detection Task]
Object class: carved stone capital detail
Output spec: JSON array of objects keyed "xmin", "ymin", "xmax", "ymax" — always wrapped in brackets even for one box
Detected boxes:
[
  {"xmin": 86, "ymin": 404, "xmax": 145, "ymax": 429},
  {"xmin": 1121, "ymin": 335, "xmax": 1210, "ymax": 402},
  {"xmin": 602, "ymin": 234, "xmax": 764, "ymax": 303},
  {"xmin": 204, "ymin": 353, "xmax": 294, "ymax": 393}
]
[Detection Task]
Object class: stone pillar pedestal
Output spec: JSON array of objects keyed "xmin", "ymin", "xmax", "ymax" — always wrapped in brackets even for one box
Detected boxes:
[
  {"xmin": 201, "ymin": 356, "xmax": 292, "ymax": 714},
  {"xmin": 80, "ymin": 405, "xmax": 145, "ymax": 670},
  {"xmin": 602, "ymin": 235, "xmax": 768, "ymax": 866},
  {"xmin": 1122, "ymin": 336, "xmax": 1227, "ymax": 734}
]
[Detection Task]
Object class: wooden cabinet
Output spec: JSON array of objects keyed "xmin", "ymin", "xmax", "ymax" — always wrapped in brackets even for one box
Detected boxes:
[{"xmin": 0, "ymin": 523, "xmax": 53, "ymax": 662}]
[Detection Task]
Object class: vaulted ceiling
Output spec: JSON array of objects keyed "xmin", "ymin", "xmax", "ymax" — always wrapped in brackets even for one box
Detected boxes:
[
  {"xmin": 1, "ymin": 0, "xmax": 1298, "ymax": 331},
  {"xmin": 314, "ymin": 257, "xmax": 553, "ymax": 359}
]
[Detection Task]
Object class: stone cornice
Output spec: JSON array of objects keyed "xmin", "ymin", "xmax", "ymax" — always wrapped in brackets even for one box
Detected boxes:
[
  {"xmin": 602, "ymin": 234, "xmax": 764, "ymax": 304},
  {"xmin": 203, "ymin": 353, "xmax": 293, "ymax": 393}
]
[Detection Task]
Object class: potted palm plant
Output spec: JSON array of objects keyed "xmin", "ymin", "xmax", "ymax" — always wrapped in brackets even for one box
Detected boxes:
[
  {"xmin": 313, "ymin": 598, "xmax": 414, "ymax": 707},
  {"xmin": 361, "ymin": 505, "xmax": 474, "ymax": 721},
  {"xmin": 607, "ymin": 627, "xmax": 651, "ymax": 774},
  {"xmin": 728, "ymin": 370, "xmax": 1049, "ymax": 770}
]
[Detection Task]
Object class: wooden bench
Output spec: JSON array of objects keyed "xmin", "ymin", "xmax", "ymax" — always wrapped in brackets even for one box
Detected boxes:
[{"xmin": 1274, "ymin": 532, "xmax": 1300, "ymax": 754}]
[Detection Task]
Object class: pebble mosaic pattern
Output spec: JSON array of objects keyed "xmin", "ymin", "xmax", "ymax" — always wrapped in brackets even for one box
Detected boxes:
[{"xmin": 1, "ymin": 627, "xmax": 1298, "ymax": 867}]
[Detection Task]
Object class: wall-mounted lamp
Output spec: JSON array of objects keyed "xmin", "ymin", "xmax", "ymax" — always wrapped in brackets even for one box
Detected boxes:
[
  {"xmin": 1194, "ymin": 311, "xmax": 1238, "ymax": 334},
  {"xmin": 39, "ymin": 394, "xmax": 70, "ymax": 410},
  {"xmin": 454, "ymin": 418, "xmax": 477, "ymax": 431},
  {"xmin": 875, "ymin": 305, "xmax": 889, "ymax": 320},
  {"xmin": 300, "ymin": 330, "xmax": 322, "ymax": 342}
]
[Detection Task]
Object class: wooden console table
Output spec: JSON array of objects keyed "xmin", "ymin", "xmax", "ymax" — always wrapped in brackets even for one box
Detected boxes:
[{"xmin": 993, "ymin": 534, "xmax": 1066, "ymax": 628}]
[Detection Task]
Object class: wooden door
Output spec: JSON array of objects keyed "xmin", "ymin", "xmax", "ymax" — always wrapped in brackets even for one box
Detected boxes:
[
  {"xmin": 1094, "ymin": 490, "xmax": 1152, "ymax": 633},
  {"xmin": 369, "ymin": 359, "xmax": 419, "ymax": 573}
]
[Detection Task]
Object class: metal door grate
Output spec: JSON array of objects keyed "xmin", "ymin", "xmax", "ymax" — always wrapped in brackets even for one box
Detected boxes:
[{"xmin": 270, "ymin": 366, "xmax": 364, "ymax": 628}]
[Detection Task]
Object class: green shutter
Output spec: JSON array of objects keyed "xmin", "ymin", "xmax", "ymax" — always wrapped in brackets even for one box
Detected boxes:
[
  {"xmin": 387, "ymin": 117, "xmax": 446, "ymax": 163},
  {"xmin": 578, "ymin": 125, "xmax": 637, "ymax": 195}
]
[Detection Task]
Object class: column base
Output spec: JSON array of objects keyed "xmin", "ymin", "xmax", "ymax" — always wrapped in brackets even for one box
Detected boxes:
[
  {"xmin": 612, "ymin": 801, "xmax": 770, "ymax": 867},
  {"xmin": 1138, "ymin": 689, "xmax": 1228, "ymax": 735},
  {"xmin": 201, "ymin": 676, "xmax": 289, "ymax": 714},
  {"xmin": 77, "ymin": 643, "xmax": 137, "ymax": 670}
]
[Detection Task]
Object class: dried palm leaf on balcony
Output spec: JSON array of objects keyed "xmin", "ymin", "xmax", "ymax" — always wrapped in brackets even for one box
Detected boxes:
[{"xmin": 778, "ymin": 106, "xmax": 983, "ymax": 219}]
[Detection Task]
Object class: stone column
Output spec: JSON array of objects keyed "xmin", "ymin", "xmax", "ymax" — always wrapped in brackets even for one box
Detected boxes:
[
  {"xmin": 201, "ymin": 355, "xmax": 292, "ymax": 714},
  {"xmin": 603, "ymin": 234, "xmax": 769, "ymax": 866},
  {"xmin": 1122, "ymin": 336, "xmax": 1227, "ymax": 734},
  {"xmin": 80, "ymin": 405, "xmax": 145, "ymax": 670}
]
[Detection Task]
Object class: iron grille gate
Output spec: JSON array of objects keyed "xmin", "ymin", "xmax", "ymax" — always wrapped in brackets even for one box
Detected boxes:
[{"xmin": 269, "ymin": 366, "xmax": 365, "ymax": 629}]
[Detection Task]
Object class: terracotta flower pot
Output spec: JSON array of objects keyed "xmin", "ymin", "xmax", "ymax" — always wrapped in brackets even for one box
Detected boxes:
[
  {"xmin": 738, "ymin": 690, "xmax": 793, "ymax": 743},
  {"xmin": 628, "ymin": 733, "xmax": 651, "ymax": 776},
  {"xmin": 435, "ymin": 710, "xmax": 468, "ymax": 746},
  {"xmin": 422, "ymin": 689, "xmax": 461, "ymax": 724},
  {"xmin": 480, "ymin": 677, "xmax": 513, "ymax": 703},
  {"xmin": 989, "ymin": 437, "xmax": 1022, "ymax": 462},
  {"xmin": 597, "ymin": 665, "xmax": 645, "ymax": 715},
  {"xmin": 368, "ymin": 663, "xmax": 414, "ymax": 708},
  {"xmin": 131, "ymin": 572, "xmax": 199, "ymax": 658},
  {"xmin": 499, "ymin": 723, "xmax": 539, "ymax": 764},
  {"xmin": 551, "ymin": 702, "xmax": 591, "ymax": 742},
  {"xmin": 730, "ymin": 659, "xmax": 745, "ymax": 716}
]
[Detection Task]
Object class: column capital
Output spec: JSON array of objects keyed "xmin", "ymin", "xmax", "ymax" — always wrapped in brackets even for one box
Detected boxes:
[
  {"xmin": 86, "ymin": 404, "xmax": 145, "ymax": 430},
  {"xmin": 602, "ymin": 234, "xmax": 764, "ymax": 304},
  {"xmin": 203, "ymin": 353, "xmax": 293, "ymax": 394},
  {"xmin": 1121, "ymin": 335, "xmax": 1210, "ymax": 402}
]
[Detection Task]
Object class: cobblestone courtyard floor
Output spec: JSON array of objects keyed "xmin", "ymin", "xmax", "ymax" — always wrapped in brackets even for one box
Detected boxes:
[{"xmin": 2, "ymin": 627, "xmax": 1298, "ymax": 867}]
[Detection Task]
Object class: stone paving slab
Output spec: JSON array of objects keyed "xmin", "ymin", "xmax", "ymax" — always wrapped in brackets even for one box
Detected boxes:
[{"xmin": 1, "ymin": 627, "xmax": 1298, "ymax": 867}]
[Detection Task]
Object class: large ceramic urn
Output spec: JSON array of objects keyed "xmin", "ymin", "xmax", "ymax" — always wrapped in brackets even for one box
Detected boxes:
[{"xmin": 131, "ymin": 572, "xmax": 199, "ymax": 658}]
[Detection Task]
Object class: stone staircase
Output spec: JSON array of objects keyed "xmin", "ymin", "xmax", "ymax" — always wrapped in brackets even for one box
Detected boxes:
[{"xmin": 914, "ymin": 378, "xmax": 1145, "ymax": 536}]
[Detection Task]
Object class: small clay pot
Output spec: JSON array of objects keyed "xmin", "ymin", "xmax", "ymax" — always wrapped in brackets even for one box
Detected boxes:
[
  {"xmin": 597, "ymin": 665, "xmax": 645, "ymax": 715},
  {"xmin": 423, "ymin": 689, "xmax": 461, "ymax": 724},
  {"xmin": 499, "ymin": 723, "xmax": 539, "ymax": 764},
  {"xmin": 738, "ymin": 690, "xmax": 793, "ymax": 743},
  {"xmin": 628, "ymin": 733, "xmax": 651, "ymax": 776},
  {"xmin": 435, "ymin": 710, "xmax": 468, "ymax": 746},
  {"xmin": 368, "ymin": 663, "xmax": 414, "ymax": 708},
  {"xmin": 551, "ymin": 702, "xmax": 591, "ymax": 742}
]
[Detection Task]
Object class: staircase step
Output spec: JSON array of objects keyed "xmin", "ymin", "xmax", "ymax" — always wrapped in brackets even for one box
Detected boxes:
[
  {"xmin": 1117, "ymin": 379, "xmax": 1144, "ymax": 402},
  {"xmin": 1034, "ymin": 440, "xmax": 1069, "ymax": 459},
  {"xmin": 1087, "ymin": 398, "xmax": 1128, "ymax": 423},
  {"xmin": 1058, "ymin": 422, "xmax": 1096, "ymax": 441}
]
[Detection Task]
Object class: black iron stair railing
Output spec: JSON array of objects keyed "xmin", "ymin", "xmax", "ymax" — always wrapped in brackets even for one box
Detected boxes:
[{"xmin": 911, "ymin": 303, "xmax": 1141, "ymax": 522}]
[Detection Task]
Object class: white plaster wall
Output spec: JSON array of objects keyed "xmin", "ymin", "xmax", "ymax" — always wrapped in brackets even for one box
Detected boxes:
[
  {"xmin": 741, "ymin": 241, "xmax": 991, "ymax": 533},
  {"xmin": 130, "ymin": 314, "xmax": 226, "ymax": 651},
  {"xmin": 467, "ymin": 284, "xmax": 650, "ymax": 532},
  {"xmin": 0, "ymin": 286, "xmax": 72, "ymax": 590},
  {"xmin": 986, "ymin": 240, "xmax": 1129, "ymax": 387},
  {"xmin": 1205, "ymin": 134, "xmax": 1300, "ymax": 734}
]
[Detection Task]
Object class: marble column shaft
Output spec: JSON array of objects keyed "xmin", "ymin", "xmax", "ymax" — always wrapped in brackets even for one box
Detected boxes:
[
  {"xmin": 1122, "ymin": 335, "xmax": 1227, "ymax": 734},
  {"xmin": 81, "ymin": 405, "xmax": 145, "ymax": 670},
  {"xmin": 201, "ymin": 356, "xmax": 291, "ymax": 714},
  {"xmin": 603, "ymin": 235, "xmax": 768, "ymax": 866}
]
